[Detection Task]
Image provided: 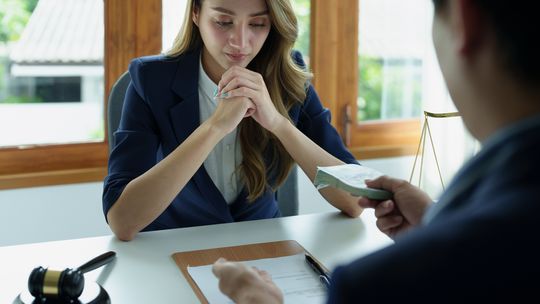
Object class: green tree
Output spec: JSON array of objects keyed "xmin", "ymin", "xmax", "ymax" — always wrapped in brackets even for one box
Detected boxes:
[
  {"xmin": 358, "ymin": 56, "xmax": 383, "ymax": 121},
  {"xmin": 0, "ymin": 0, "xmax": 38, "ymax": 44},
  {"xmin": 357, "ymin": 57, "xmax": 423, "ymax": 121},
  {"xmin": 291, "ymin": 0, "xmax": 310, "ymax": 59}
]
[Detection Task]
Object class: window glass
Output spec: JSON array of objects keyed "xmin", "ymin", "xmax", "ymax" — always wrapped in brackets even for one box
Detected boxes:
[
  {"xmin": 357, "ymin": 0, "xmax": 432, "ymax": 122},
  {"xmin": 162, "ymin": 0, "xmax": 187, "ymax": 53},
  {"xmin": 0, "ymin": 0, "xmax": 104, "ymax": 147},
  {"xmin": 291, "ymin": 0, "xmax": 310, "ymax": 63}
]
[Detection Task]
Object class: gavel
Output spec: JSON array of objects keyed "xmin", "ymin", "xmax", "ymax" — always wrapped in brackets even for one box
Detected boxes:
[{"xmin": 28, "ymin": 251, "xmax": 116, "ymax": 301}]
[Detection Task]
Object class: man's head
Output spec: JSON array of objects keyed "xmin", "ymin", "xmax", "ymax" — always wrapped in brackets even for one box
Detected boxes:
[
  {"xmin": 433, "ymin": 0, "xmax": 539, "ymax": 83},
  {"xmin": 432, "ymin": 0, "xmax": 540, "ymax": 141}
]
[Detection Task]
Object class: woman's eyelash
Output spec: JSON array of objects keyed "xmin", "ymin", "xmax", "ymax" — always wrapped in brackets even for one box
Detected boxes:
[
  {"xmin": 216, "ymin": 21, "xmax": 233, "ymax": 27},
  {"xmin": 215, "ymin": 21, "xmax": 267, "ymax": 28}
]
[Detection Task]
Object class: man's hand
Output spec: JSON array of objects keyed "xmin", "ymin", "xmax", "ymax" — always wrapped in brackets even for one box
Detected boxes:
[
  {"xmin": 212, "ymin": 258, "xmax": 284, "ymax": 304},
  {"xmin": 359, "ymin": 176, "xmax": 432, "ymax": 239}
]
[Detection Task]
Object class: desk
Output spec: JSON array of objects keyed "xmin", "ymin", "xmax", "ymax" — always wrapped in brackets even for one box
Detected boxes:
[{"xmin": 0, "ymin": 210, "xmax": 392, "ymax": 303}]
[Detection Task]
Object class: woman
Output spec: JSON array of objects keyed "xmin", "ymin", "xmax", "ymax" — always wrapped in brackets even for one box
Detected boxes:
[{"xmin": 103, "ymin": 0, "xmax": 362, "ymax": 241}]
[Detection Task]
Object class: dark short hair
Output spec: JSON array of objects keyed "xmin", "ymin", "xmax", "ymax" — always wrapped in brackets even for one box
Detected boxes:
[{"xmin": 433, "ymin": 0, "xmax": 539, "ymax": 83}]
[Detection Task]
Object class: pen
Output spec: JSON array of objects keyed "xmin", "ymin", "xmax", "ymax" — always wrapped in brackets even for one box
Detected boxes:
[{"xmin": 305, "ymin": 254, "xmax": 331, "ymax": 289}]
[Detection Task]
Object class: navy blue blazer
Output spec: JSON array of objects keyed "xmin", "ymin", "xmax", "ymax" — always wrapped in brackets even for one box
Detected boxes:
[
  {"xmin": 103, "ymin": 50, "xmax": 357, "ymax": 231},
  {"xmin": 327, "ymin": 117, "xmax": 540, "ymax": 302}
]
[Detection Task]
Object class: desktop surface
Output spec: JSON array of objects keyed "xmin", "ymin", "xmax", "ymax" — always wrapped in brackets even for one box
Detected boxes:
[{"xmin": 0, "ymin": 210, "xmax": 392, "ymax": 303}]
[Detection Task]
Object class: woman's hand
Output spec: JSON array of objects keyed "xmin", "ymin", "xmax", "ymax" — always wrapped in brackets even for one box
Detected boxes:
[
  {"xmin": 207, "ymin": 95, "xmax": 255, "ymax": 135},
  {"xmin": 212, "ymin": 258, "xmax": 284, "ymax": 304},
  {"xmin": 217, "ymin": 66, "xmax": 285, "ymax": 133},
  {"xmin": 358, "ymin": 176, "xmax": 432, "ymax": 239}
]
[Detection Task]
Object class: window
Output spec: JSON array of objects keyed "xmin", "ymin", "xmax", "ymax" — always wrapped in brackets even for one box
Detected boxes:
[
  {"xmin": 162, "ymin": 0, "xmax": 187, "ymax": 53},
  {"xmin": 310, "ymin": 0, "xmax": 430, "ymax": 159},
  {"xmin": 357, "ymin": 0, "xmax": 430, "ymax": 122},
  {"xmin": 0, "ymin": 0, "xmax": 105, "ymax": 147},
  {"xmin": 30, "ymin": 77, "xmax": 82, "ymax": 103},
  {"xmin": 0, "ymin": 0, "xmax": 162, "ymax": 189},
  {"xmin": 1, "ymin": 0, "xmax": 447, "ymax": 189},
  {"xmin": 292, "ymin": 0, "xmax": 311, "ymax": 61},
  {"xmin": 309, "ymin": 0, "xmax": 477, "ymax": 198}
]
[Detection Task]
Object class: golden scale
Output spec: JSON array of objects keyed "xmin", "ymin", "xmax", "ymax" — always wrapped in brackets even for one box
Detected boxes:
[{"xmin": 409, "ymin": 111, "xmax": 460, "ymax": 190}]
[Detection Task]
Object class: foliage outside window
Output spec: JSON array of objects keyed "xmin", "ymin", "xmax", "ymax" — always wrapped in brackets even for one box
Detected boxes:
[
  {"xmin": 0, "ymin": 0, "xmax": 39, "ymax": 42},
  {"xmin": 291, "ymin": 0, "xmax": 310, "ymax": 62},
  {"xmin": 357, "ymin": 0, "xmax": 429, "ymax": 123},
  {"xmin": 358, "ymin": 57, "xmax": 423, "ymax": 121},
  {"xmin": 0, "ymin": 0, "xmax": 39, "ymax": 103}
]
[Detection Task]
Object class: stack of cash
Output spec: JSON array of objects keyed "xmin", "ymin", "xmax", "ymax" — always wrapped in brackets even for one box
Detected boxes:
[{"xmin": 314, "ymin": 164, "xmax": 393, "ymax": 200}]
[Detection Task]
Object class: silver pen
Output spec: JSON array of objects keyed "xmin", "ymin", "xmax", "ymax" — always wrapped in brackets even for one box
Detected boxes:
[{"xmin": 305, "ymin": 254, "xmax": 331, "ymax": 289}]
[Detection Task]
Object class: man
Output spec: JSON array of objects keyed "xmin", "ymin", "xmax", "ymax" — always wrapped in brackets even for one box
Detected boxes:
[{"xmin": 212, "ymin": 0, "xmax": 540, "ymax": 302}]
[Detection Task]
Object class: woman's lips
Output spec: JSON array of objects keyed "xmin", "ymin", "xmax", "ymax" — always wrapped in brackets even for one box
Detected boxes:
[{"xmin": 226, "ymin": 53, "xmax": 248, "ymax": 62}]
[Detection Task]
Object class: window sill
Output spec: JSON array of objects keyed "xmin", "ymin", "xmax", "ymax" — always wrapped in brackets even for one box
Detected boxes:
[
  {"xmin": 0, "ymin": 167, "xmax": 107, "ymax": 190},
  {"xmin": 352, "ymin": 144, "xmax": 418, "ymax": 160}
]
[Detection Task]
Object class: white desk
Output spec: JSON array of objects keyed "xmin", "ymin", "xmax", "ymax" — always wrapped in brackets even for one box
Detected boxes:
[{"xmin": 0, "ymin": 210, "xmax": 392, "ymax": 303}]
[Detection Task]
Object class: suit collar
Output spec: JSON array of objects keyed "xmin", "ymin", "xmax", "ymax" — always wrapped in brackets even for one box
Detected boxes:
[
  {"xmin": 171, "ymin": 49, "xmax": 201, "ymax": 99},
  {"xmin": 422, "ymin": 116, "xmax": 540, "ymax": 224},
  {"xmin": 169, "ymin": 49, "xmax": 201, "ymax": 144},
  {"xmin": 167, "ymin": 49, "xmax": 233, "ymax": 214}
]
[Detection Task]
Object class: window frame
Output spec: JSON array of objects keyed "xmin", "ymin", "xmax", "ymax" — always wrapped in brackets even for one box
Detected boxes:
[
  {"xmin": 0, "ymin": 0, "xmax": 421, "ymax": 190},
  {"xmin": 0, "ymin": 0, "xmax": 162, "ymax": 190},
  {"xmin": 310, "ymin": 0, "xmax": 421, "ymax": 160}
]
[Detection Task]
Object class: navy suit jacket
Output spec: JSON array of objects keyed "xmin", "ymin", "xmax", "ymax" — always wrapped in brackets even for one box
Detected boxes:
[
  {"xmin": 103, "ymin": 49, "xmax": 356, "ymax": 231},
  {"xmin": 327, "ymin": 116, "xmax": 540, "ymax": 303}
]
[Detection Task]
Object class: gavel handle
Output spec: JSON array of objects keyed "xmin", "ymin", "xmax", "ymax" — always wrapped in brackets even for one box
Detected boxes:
[{"xmin": 77, "ymin": 251, "xmax": 116, "ymax": 274}]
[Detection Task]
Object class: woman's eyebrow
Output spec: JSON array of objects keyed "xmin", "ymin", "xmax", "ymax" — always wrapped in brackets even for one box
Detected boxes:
[{"xmin": 211, "ymin": 7, "xmax": 269, "ymax": 17}]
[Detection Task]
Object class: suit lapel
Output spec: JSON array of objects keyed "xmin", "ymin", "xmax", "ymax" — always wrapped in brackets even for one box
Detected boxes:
[
  {"xmin": 168, "ymin": 50, "xmax": 232, "ymax": 218},
  {"xmin": 169, "ymin": 50, "xmax": 200, "ymax": 144}
]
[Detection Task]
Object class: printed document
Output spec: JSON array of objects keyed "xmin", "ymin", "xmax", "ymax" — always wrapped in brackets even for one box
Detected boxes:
[{"xmin": 187, "ymin": 254, "xmax": 326, "ymax": 304}]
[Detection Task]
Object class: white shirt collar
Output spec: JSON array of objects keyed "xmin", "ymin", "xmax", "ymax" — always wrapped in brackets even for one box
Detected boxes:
[{"xmin": 198, "ymin": 58, "xmax": 218, "ymax": 105}]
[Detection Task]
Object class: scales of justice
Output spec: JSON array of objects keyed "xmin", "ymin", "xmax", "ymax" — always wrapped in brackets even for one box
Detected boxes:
[{"xmin": 409, "ymin": 110, "xmax": 460, "ymax": 191}]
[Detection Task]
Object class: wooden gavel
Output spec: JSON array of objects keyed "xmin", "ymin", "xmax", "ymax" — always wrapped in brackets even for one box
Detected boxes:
[{"xmin": 28, "ymin": 251, "xmax": 116, "ymax": 301}]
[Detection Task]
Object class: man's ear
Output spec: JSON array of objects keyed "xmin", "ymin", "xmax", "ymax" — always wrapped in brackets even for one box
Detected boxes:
[
  {"xmin": 454, "ymin": 0, "xmax": 487, "ymax": 56},
  {"xmin": 192, "ymin": 6, "xmax": 200, "ymax": 27}
]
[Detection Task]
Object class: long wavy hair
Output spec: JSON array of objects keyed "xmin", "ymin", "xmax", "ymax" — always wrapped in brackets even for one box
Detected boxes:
[{"xmin": 166, "ymin": 0, "xmax": 312, "ymax": 201}]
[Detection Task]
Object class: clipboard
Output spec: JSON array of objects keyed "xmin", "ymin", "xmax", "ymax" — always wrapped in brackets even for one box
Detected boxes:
[{"xmin": 171, "ymin": 240, "xmax": 328, "ymax": 304}]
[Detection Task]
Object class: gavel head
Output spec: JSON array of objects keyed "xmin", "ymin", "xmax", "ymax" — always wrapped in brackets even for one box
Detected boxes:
[{"xmin": 28, "ymin": 266, "xmax": 85, "ymax": 301}]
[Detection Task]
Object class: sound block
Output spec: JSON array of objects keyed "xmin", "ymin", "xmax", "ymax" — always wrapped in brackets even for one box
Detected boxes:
[{"xmin": 14, "ymin": 282, "xmax": 110, "ymax": 304}]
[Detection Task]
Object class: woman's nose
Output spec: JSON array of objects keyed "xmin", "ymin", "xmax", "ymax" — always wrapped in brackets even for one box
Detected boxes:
[{"xmin": 229, "ymin": 24, "xmax": 248, "ymax": 49}]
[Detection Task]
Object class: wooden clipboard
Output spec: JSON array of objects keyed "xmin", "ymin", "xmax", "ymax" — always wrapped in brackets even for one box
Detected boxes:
[{"xmin": 172, "ymin": 240, "xmax": 325, "ymax": 304}]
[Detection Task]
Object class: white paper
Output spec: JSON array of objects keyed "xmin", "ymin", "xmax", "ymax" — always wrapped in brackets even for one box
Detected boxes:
[{"xmin": 187, "ymin": 254, "xmax": 327, "ymax": 304}]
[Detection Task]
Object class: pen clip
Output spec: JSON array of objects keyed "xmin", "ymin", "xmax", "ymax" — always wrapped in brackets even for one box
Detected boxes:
[{"xmin": 319, "ymin": 274, "xmax": 331, "ymax": 289}]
